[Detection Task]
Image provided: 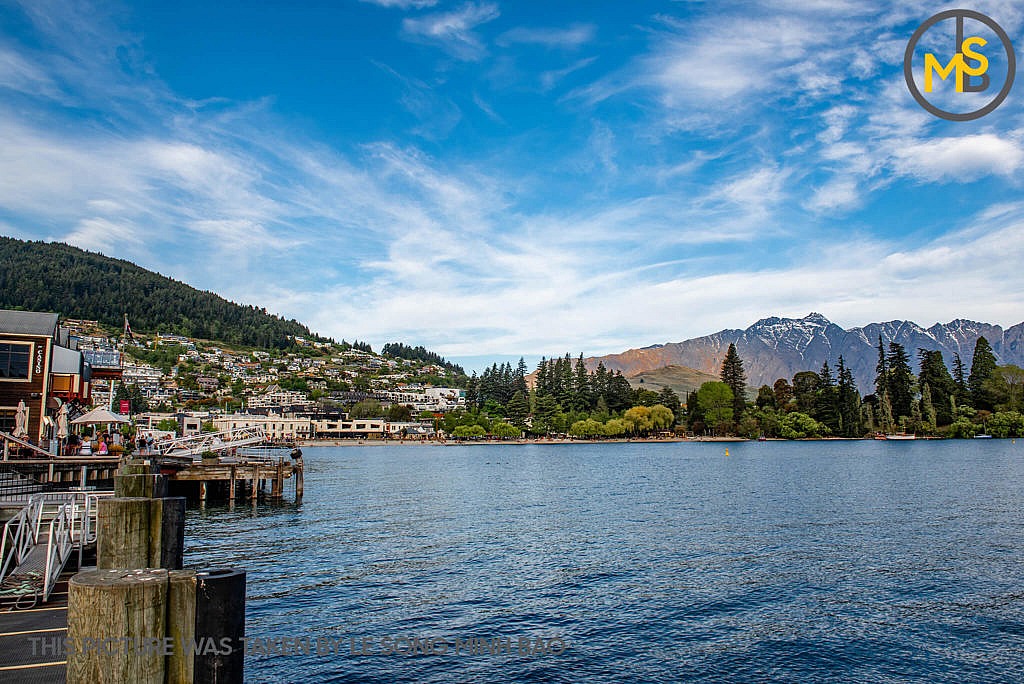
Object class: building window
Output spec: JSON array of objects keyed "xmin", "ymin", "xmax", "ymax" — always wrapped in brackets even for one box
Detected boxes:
[
  {"xmin": 0, "ymin": 343, "xmax": 30, "ymax": 379},
  {"xmin": 0, "ymin": 409, "xmax": 15, "ymax": 432}
]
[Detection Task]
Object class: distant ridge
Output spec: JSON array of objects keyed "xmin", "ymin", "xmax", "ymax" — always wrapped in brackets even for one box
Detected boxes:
[
  {"xmin": 0, "ymin": 236, "xmax": 322, "ymax": 349},
  {"xmin": 587, "ymin": 313, "xmax": 1024, "ymax": 393}
]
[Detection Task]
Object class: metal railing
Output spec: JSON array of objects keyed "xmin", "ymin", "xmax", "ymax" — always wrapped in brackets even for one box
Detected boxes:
[
  {"xmin": 157, "ymin": 425, "xmax": 268, "ymax": 459},
  {"xmin": 0, "ymin": 464, "xmax": 48, "ymax": 500},
  {"xmin": 74, "ymin": 491, "xmax": 114, "ymax": 569},
  {"xmin": 0, "ymin": 494, "xmax": 44, "ymax": 581},
  {"xmin": 43, "ymin": 502, "xmax": 75, "ymax": 602}
]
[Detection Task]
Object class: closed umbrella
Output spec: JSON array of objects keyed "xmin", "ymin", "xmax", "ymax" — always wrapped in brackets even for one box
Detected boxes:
[
  {"xmin": 13, "ymin": 400, "xmax": 29, "ymax": 438},
  {"xmin": 57, "ymin": 404, "xmax": 69, "ymax": 439}
]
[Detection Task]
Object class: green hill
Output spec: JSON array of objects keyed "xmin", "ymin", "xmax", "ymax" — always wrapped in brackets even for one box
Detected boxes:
[
  {"xmin": 627, "ymin": 364, "xmax": 720, "ymax": 397},
  {"xmin": 0, "ymin": 236, "xmax": 321, "ymax": 349}
]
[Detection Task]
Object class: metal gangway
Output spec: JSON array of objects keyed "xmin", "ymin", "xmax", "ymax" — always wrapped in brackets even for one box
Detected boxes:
[
  {"xmin": 154, "ymin": 425, "xmax": 268, "ymax": 459},
  {"xmin": 0, "ymin": 491, "xmax": 113, "ymax": 608}
]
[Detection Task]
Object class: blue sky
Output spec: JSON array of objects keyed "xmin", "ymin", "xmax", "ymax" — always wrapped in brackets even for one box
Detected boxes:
[{"xmin": 1, "ymin": 1, "xmax": 1023, "ymax": 372}]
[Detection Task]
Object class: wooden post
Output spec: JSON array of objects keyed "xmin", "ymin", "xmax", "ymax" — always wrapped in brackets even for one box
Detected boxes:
[
  {"xmin": 67, "ymin": 568, "xmax": 169, "ymax": 684},
  {"xmin": 271, "ymin": 460, "xmax": 284, "ymax": 499},
  {"xmin": 228, "ymin": 466, "xmax": 237, "ymax": 501},
  {"xmin": 294, "ymin": 459, "xmax": 304, "ymax": 502},
  {"xmin": 116, "ymin": 473, "xmax": 168, "ymax": 498},
  {"xmin": 150, "ymin": 497, "xmax": 186, "ymax": 570},
  {"xmin": 166, "ymin": 569, "xmax": 197, "ymax": 684},
  {"xmin": 97, "ymin": 498, "xmax": 152, "ymax": 569},
  {"xmin": 199, "ymin": 481, "xmax": 207, "ymax": 504},
  {"xmin": 194, "ymin": 568, "xmax": 246, "ymax": 684}
]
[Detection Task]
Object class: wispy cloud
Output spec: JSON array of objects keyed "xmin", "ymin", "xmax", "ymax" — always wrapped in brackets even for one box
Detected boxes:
[
  {"xmin": 360, "ymin": 0, "xmax": 438, "ymax": 8},
  {"xmin": 497, "ymin": 24, "xmax": 596, "ymax": 49},
  {"xmin": 400, "ymin": 2, "xmax": 500, "ymax": 61}
]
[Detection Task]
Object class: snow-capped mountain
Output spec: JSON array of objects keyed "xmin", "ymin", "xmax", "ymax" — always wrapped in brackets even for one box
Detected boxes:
[{"xmin": 586, "ymin": 314, "xmax": 1024, "ymax": 393}]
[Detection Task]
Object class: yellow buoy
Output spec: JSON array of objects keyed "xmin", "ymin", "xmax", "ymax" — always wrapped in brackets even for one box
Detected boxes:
[{"xmin": 725, "ymin": 448, "xmax": 730, "ymax": 457}]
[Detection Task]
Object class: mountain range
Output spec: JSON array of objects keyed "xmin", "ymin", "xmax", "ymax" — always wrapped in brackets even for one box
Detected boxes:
[{"xmin": 587, "ymin": 313, "xmax": 1024, "ymax": 394}]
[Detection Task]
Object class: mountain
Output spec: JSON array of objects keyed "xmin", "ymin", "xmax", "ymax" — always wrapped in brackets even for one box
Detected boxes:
[
  {"xmin": 0, "ymin": 236, "xmax": 321, "ymax": 349},
  {"xmin": 587, "ymin": 313, "xmax": 1024, "ymax": 394},
  {"xmin": 626, "ymin": 365, "xmax": 720, "ymax": 398}
]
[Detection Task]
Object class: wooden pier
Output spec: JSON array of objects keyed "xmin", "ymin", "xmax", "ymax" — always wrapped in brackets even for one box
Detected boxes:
[
  {"xmin": 1, "ymin": 452, "xmax": 303, "ymax": 508},
  {"xmin": 163, "ymin": 454, "xmax": 303, "ymax": 504}
]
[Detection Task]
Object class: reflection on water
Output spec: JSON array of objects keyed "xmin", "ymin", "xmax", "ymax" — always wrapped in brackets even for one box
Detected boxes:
[{"xmin": 184, "ymin": 440, "xmax": 1024, "ymax": 683}]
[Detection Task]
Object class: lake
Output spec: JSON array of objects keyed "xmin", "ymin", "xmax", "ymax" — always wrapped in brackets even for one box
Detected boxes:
[{"xmin": 184, "ymin": 440, "xmax": 1024, "ymax": 683}]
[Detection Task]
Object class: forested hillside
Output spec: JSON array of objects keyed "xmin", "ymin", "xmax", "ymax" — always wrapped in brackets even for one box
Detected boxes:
[{"xmin": 0, "ymin": 237, "xmax": 320, "ymax": 349}]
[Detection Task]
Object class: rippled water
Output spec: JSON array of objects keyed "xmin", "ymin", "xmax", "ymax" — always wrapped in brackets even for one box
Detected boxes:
[{"xmin": 184, "ymin": 440, "xmax": 1024, "ymax": 683}]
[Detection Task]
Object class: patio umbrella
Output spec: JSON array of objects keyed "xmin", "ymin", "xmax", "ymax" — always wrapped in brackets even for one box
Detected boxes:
[
  {"xmin": 13, "ymin": 400, "xmax": 29, "ymax": 438},
  {"xmin": 71, "ymin": 407, "xmax": 130, "ymax": 425},
  {"xmin": 57, "ymin": 404, "xmax": 70, "ymax": 439}
]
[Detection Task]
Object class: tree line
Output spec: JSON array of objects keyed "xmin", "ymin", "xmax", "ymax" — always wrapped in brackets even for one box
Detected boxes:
[
  {"xmin": 0, "ymin": 237, "xmax": 321, "ymax": 349},
  {"xmin": 685, "ymin": 337, "xmax": 1023, "ymax": 438}
]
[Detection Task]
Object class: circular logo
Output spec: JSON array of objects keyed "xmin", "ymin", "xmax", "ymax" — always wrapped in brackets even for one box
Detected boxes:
[{"xmin": 904, "ymin": 10, "xmax": 1015, "ymax": 121}]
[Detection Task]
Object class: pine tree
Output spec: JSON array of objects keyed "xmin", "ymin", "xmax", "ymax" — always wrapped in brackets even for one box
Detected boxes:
[
  {"xmin": 887, "ymin": 342, "xmax": 914, "ymax": 420},
  {"xmin": 921, "ymin": 383, "xmax": 936, "ymax": 431},
  {"xmin": 814, "ymin": 360, "xmax": 840, "ymax": 433},
  {"xmin": 836, "ymin": 356, "xmax": 862, "ymax": 437},
  {"xmin": 513, "ymin": 358, "xmax": 529, "ymax": 397},
  {"xmin": 658, "ymin": 386, "xmax": 682, "ymax": 422},
  {"xmin": 875, "ymin": 335, "xmax": 889, "ymax": 399},
  {"xmin": 951, "ymin": 353, "xmax": 969, "ymax": 407},
  {"xmin": 573, "ymin": 354, "xmax": 592, "ymax": 412},
  {"xmin": 719, "ymin": 343, "xmax": 747, "ymax": 418},
  {"xmin": 506, "ymin": 390, "xmax": 530, "ymax": 428},
  {"xmin": 917, "ymin": 349, "xmax": 955, "ymax": 425},
  {"xmin": 968, "ymin": 336, "xmax": 998, "ymax": 410}
]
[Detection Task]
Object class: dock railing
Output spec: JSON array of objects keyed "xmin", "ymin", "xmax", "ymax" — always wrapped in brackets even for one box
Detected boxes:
[
  {"xmin": 43, "ymin": 501, "xmax": 75, "ymax": 601},
  {"xmin": 0, "ymin": 494, "xmax": 44, "ymax": 581},
  {"xmin": 157, "ymin": 425, "xmax": 268, "ymax": 459}
]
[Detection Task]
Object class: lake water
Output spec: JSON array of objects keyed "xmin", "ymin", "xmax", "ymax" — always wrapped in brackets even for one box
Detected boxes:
[{"xmin": 184, "ymin": 441, "xmax": 1024, "ymax": 683}]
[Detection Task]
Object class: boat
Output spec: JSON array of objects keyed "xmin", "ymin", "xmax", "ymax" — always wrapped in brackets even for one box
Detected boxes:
[
  {"xmin": 973, "ymin": 434, "xmax": 993, "ymax": 439},
  {"xmin": 884, "ymin": 433, "xmax": 917, "ymax": 440}
]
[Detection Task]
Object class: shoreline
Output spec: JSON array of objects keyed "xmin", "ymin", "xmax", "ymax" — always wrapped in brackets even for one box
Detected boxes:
[{"xmin": 293, "ymin": 436, "xmax": 888, "ymax": 447}]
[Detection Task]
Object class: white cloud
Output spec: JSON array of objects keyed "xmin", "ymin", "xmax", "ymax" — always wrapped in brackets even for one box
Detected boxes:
[
  {"xmin": 360, "ymin": 0, "xmax": 438, "ymax": 8},
  {"xmin": 805, "ymin": 178, "xmax": 859, "ymax": 213},
  {"xmin": 497, "ymin": 24, "xmax": 596, "ymax": 49},
  {"xmin": 401, "ymin": 2, "xmax": 500, "ymax": 61},
  {"xmin": 891, "ymin": 134, "xmax": 1024, "ymax": 182}
]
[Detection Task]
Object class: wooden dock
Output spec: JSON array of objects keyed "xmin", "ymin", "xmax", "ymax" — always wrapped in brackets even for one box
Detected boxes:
[
  {"xmin": 1, "ymin": 452, "xmax": 303, "ymax": 505},
  {"xmin": 164, "ymin": 455, "xmax": 303, "ymax": 503},
  {"xmin": 0, "ymin": 564, "xmax": 75, "ymax": 683}
]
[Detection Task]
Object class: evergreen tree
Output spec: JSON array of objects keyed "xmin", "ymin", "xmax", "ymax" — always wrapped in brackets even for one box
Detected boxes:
[
  {"xmin": 968, "ymin": 336, "xmax": 998, "ymax": 410},
  {"xmin": 657, "ymin": 386, "xmax": 682, "ymax": 423},
  {"xmin": 506, "ymin": 390, "xmax": 530, "ymax": 428},
  {"xmin": 917, "ymin": 349, "xmax": 956, "ymax": 425},
  {"xmin": 513, "ymin": 358, "xmax": 529, "ymax": 397},
  {"xmin": 719, "ymin": 343, "xmax": 747, "ymax": 418},
  {"xmin": 886, "ymin": 342, "xmax": 914, "ymax": 420},
  {"xmin": 607, "ymin": 372, "xmax": 634, "ymax": 412},
  {"xmin": 465, "ymin": 372, "xmax": 479, "ymax": 409},
  {"xmin": 573, "ymin": 354, "xmax": 592, "ymax": 412},
  {"xmin": 920, "ymin": 383, "xmax": 936, "ymax": 431},
  {"xmin": 814, "ymin": 361, "xmax": 840, "ymax": 433},
  {"xmin": 875, "ymin": 335, "xmax": 889, "ymax": 399},
  {"xmin": 593, "ymin": 362, "xmax": 610, "ymax": 404},
  {"xmin": 951, "ymin": 353, "xmax": 969, "ymax": 407},
  {"xmin": 836, "ymin": 356, "xmax": 862, "ymax": 437}
]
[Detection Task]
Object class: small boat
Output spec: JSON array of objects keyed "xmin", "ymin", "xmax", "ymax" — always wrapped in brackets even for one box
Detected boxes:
[
  {"xmin": 973, "ymin": 434, "xmax": 993, "ymax": 439},
  {"xmin": 884, "ymin": 433, "xmax": 917, "ymax": 440}
]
